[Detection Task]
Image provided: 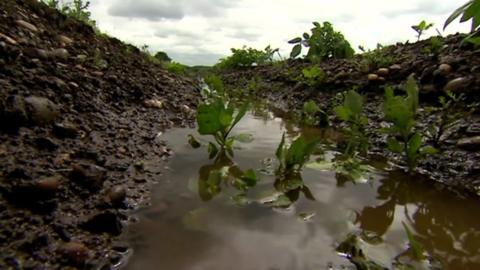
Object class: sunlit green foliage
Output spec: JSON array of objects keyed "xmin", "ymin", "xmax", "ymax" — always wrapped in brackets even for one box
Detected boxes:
[
  {"xmin": 358, "ymin": 44, "xmax": 395, "ymax": 72},
  {"xmin": 275, "ymin": 133, "xmax": 320, "ymax": 177},
  {"xmin": 335, "ymin": 90, "xmax": 369, "ymax": 156},
  {"xmin": 300, "ymin": 66, "xmax": 326, "ymax": 87},
  {"xmin": 41, "ymin": 0, "xmax": 96, "ymax": 27},
  {"xmin": 445, "ymin": 0, "xmax": 480, "ymax": 44},
  {"xmin": 216, "ymin": 45, "xmax": 278, "ymax": 69},
  {"xmin": 289, "ymin": 21, "xmax": 354, "ymax": 61},
  {"xmin": 411, "ymin": 20, "xmax": 434, "ymax": 41},
  {"xmin": 165, "ymin": 61, "xmax": 187, "ymax": 74},
  {"xmin": 154, "ymin": 51, "xmax": 172, "ymax": 63},
  {"xmin": 302, "ymin": 100, "xmax": 328, "ymax": 126},
  {"xmin": 195, "ymin": 99, "xmax": 249, "ymax": 158},
  {"xmin": 383, "ymin": 75, "xmax": 436, "ymax": 171}
]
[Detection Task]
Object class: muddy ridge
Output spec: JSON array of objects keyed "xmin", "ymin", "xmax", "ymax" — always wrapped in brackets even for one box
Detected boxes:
[
  {"xmin": 0, "ymin": 0, "xmax": 200, "ymax": 268},
  {"xmin": 220, "ymin": 34, "xmax": 480, "ymax": 196}
]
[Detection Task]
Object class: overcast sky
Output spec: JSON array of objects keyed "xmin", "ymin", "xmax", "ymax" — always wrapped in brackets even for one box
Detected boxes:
[{"xmin": 85, "ymin": 0, "xmax": 470, "ymax": 66}]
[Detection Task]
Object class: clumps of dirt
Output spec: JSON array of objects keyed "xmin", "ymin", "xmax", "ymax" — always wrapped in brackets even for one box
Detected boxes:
[
  {"xmin": 220, "ymin": 34, "xmax": 480, "ymax": 196},
  {"xmin": 0, "ymin": 0, "xmax": 200, "ymax": 268}
]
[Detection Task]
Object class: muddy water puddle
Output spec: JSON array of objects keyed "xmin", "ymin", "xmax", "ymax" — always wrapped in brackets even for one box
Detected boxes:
[{"xmin": 123, "ymin": 109, "xmax": 480, "ymax": 270}]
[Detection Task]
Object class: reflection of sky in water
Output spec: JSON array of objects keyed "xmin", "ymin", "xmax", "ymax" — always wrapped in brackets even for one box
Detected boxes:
[{"xmin": 123, "ymin": 111, "xmax": 480, "ymax": 270}]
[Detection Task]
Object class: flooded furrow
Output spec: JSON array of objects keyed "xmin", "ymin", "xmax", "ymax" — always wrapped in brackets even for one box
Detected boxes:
[{"xmin": 122, "ymin": 108, "xmax": 480, "ymax": 270}]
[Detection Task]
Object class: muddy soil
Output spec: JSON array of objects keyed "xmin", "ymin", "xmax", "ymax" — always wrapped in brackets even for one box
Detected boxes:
[
  {"xmin": 220, "ymin": 34, "xmax": 480, "ymax": 196},
  {"xmin": 0, "ymin": 0, "xmax": 200, "ymax": 269}
]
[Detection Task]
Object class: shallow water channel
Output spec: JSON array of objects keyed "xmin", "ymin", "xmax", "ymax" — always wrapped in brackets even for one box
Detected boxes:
[{"xmin": 123, "ymin": 107, "xmax": 480, "ymax": 270}]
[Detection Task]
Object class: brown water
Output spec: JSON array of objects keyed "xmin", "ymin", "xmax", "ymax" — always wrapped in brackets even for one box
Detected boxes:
[{"xmin": 122, "ymin": 110, "xmax": 480, "ymax": 270}]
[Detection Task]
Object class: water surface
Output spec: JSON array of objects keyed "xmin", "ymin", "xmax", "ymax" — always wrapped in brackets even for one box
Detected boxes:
[{"xmin": 123, "ymin": 110, "xmax": 480, "ymax": 270}]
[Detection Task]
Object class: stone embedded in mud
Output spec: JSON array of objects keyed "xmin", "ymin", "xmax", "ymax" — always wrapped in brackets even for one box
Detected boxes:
[
  {"xmin": 53, "ymin": 122, "xmax": 79, "ymax": 138},
  {"xmin": 368, "ymin": 74, "xmax": 379, "ymax": 81},
  {"xmin": 438, "ymin": 63, "xmax": 452, "ymax": 76},
  {"xmin": 389, "ymin": 64, "xmax": 402, "ymax": 71},
  {"xmin": 57, "ymin": 35, "xmax": 73, "ymax": 45},
  {"xmin": 144, "ymin": 99, "xmax": 164, "ymax": 109},
  {"xmin": 24, "ymin": 96, "xmax": 59, "ymax": 126},
  {"xmin": 0, "ymin": 32, "xmax": 18, "ymax": 45},
  {"xmin": 377, "ymin": 68, "xmax": 389, "ymax": 77},
  {"xmin": 0, "ymin": 95, "xmax": 28, "ymax": 133},
  {"xmin": 16, "ymin": 20, "xmax": 38, "ymax": 32},
  {"xmin": 444, "ymin": 77, "xmax": 469, "ymax": 92},
  {"xmin": 49, "ymin": 48, "xmax": 69, "ymax": 60},
  {"xmin": 58, "ymin": 242, "xmax": 90, "ymax": 265},
  {"xmin": 36, "ymin": 175, "xmax": 62, "ymax": 195},
  {"xmin": 107, "ymin": 185, "xmax": 127, "ymax": 206},
  {"xmin": 69, "ymin": 163, "xmax": 107, "ymax": 191},
  {"xmin": 457, "ymin": 136, "xmax": 480, "ymax": 151},
  {"xmin": 82, "ymin": 210, "xmax": 123, "ymax": 235},
  {"xmin": 35, "ymin": 136, "xmax": 59, "ymax": 151}
]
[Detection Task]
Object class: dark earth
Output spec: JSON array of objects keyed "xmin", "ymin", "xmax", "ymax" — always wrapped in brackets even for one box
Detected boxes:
[{"xmin": 1, "ymin": 0, "xmax": 480, "ymax": 269}]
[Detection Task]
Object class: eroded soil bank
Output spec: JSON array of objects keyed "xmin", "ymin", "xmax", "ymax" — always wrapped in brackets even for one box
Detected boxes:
[
  {"xmin": 219, "ymin": 34, "xmax": 480, "ymax": 196},
  {"xmin": 0, "ymin": 0, "xmax": 200, "ymax": 268}
]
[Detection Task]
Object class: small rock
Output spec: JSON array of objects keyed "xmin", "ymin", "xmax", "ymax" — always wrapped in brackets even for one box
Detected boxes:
[
  {"xmin": 82, "ymin": 211, "xmax": 123, "ymax": 235},
  {"xmin": 438, "ymin": 63, "xmax": 452, "ymax": 76},
  {"xmin": 378, "ymin": 76, "xmax": 386, "ymax": 82},
  {"xmin": 53, "ymin": 123, "xmax": 78, "ymax": 138},
  {"xmin": 457, "ymin": 136, "xmax": 480, "ymax": 151},
  {"xmin": 69, "ymin": 163, "xmax": 107, "ymax": 190},
  {"xmin": 0, "ymin": 32, "xmax": 18, "ymax": 45},
  {"xmin": 92, "ymin": 71, "xmax": 104, "ymax": 76},
  {"xmin": 24, "ymin": 96, "xmax": 59, "ymax": 126},
  {"xmin": 0, "ymin": 95, "xmax": 28, "ymax": 132},
  {"xmin": 389, "ymin": 64, "xmax": 401, "ymax": 71},
  {"xmin": 58, "ymin": 242, "xmax": 90, "ymax": 265},
  {"xmin": 107, "ymin": 186, "xmax": 127, "ymax": 206},
  {"xmin": 377, "ymin": 68, "xmax": 389, "ymax": 77},
  {"xmin": 368, "ymin": 74, "xmax": 379, "ymax": 81},
  {"xmin": 50, "ymin": 48, "xmax": 69, "ymax": 60},
  {"xmin": 35, "ymin": 137, "xmax": 59, "ymax": 151},
  {"xmin": 36, "ymin": 175, "xmax": 61, "ymax": 195},
  {"xmin": 444, "ymin": 77, "xmax": 469, "ymax": 92},
  {"xmin": 16, "ymin": 20, "xmax": 38, "ymax": 32},
  {"xmin": 144, "ymin": 99, "xmax": 164, "ymax": 109},
  {"xmin": 35, "ymin": 49, "xmax": 49, "ymax": 59},
  {"xmin": 57, "ymin": 35, "xmax": 73, "ymax": 45}
]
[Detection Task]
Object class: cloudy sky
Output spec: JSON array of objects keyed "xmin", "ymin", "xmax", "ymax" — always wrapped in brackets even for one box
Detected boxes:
[{"xmin": 85, "ymin": 0, "xmax": 470, "ymax": 66}]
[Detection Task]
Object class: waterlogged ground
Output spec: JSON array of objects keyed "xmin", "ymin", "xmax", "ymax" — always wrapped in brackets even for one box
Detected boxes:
[{"xmin": 122, "ymin": 107, "xmax": 480, "ymax": 270}]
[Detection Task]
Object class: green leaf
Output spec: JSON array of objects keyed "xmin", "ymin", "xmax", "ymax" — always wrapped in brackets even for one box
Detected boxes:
[
  {"xmin": 276, "ymin": 133, "xmax": 286, "ymax": 163},
  {"xmin": 233, "ymin": 133, "xmax": 254, "ymax": 143},
  {"xmin": 344, "ymin": 90, "xmax": 363, "ymax": 116},
  {"xmin": 387, "ymin": 138, "xmax": 403, "ymax": 153},
  {"xmin": 406, "ymin": 75, "xmax": 419, "ymax": 113},
  {"xmin": 334, "ymin": 106, "xmax": 352, "ymax": 122},
  {"xmin": 240, "ymin": 169, "xmax": 259, "ymax": 187},
  {"xmin": 444, "ymin": 1, "xmax": 473, "ymax": 29},
  {"xmin": 303, "ymin": 100, "xmax": 321, "ymax": 115},
  {"xmin": 225, "ymin": 138, "xmax": 235, "ymax": 157},
  {"xmin": 420, "ymin": 145, "xmax": 438, "ymax": 155},
  {"xmin": 188, "ymin": 134, "xmax": 201, "ymax": 148},
  {"xmin": 407, "ymin": 133, "xmax": 422, "ymax": 160},
  {"xmin": 231, "ymin": 102, "xmax": 248, "ymax": 131},
  {"xmin": 197, "ymin": 102, "xmax": 223, "ymax": 135},
  {"xmin": 303, "ymin": 32, "xmax": 310, "ymax": 39},
  {"xmin": 288, "ymin": 37, "xmax": 302, "ymax": 44},
  {"xmin": 208, "ymin": 142, "xmax": 219, "ymax": 159},
  {"xmin": 402, "ymin": 221, "xmax": 426, "ymax": 261},
  {"xmin": 290, "ymin": 44, "xmax": 302, "ymax": 58}
]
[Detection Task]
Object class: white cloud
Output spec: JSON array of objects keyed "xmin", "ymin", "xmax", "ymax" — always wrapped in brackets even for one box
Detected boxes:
[{"xmin": 88, "ymin": 0, "xmax": 471, "ymax": 66}]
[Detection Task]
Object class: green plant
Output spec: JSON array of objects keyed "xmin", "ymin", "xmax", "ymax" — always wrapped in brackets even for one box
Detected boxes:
[
  {"xmin": 203, "ymin": 74, "xmax": 225, "ymax": 98},
  {"xmin": 427, "ymin": 92, "xmax": 474, "ymax": 147},
  {"xmin": 383, "ymin": 75, "xmax": 436, "ymax": 171},
  {"xmin": 423, "ymin": 36, "xmax": 444, "ymax": 56},
  {"xmin": 411, "ymin": 20, "xmax": 434, "ymax": 41},
  {"xmin": 154, "ymin": 51, "xmax": 171, "ymax": 63},
  {"xmin": 300, "ymin": 66, "xmax": 326, "ymax": 87},
  {"xmin": 195, "ymin": 99, "xmax": 249, "ymax": 158},
  {"xmin": 445, "ymin": 0, "xmax": 480, "ymax": 44},
  {"xmin": 358, "ymin": 44, "xmax": 395, "ymax": 72},
  {"xmin": 402, "ymin": 222, "xmax": 426, "ymax": 261},
  {"xmin": 302, "ymin": 100, "xmax": 328, "ymax": 126},
  {"xmin": 42, "ymin": 0, "xmax": 96, "ymax": 27},
  {"xmin": 216, "ymin": 45, "xmax": 278, "ymax": 69},
  {"xmin": 275, "ymin": 133, "xmax": 320, "ymax": 178},
  {"xmin": 335, "ymin": 90, "xmax": 369, "ymax": 156},
  {"xmin": 289, "ymin": 21, "xmax": 354, "ymax": 61},
  {"xmin": 165, "ymin": 61, "xmax": 187, "ymax": 74}
]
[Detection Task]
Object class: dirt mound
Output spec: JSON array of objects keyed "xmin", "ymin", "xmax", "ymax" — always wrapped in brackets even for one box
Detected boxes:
[
  {"xmin": 220, "ymin": 34, "xmax": 480, "ymax": 196},
  {"xmin": 0, "ymin": 0, "xmax": 200, "ymax": 268}
]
